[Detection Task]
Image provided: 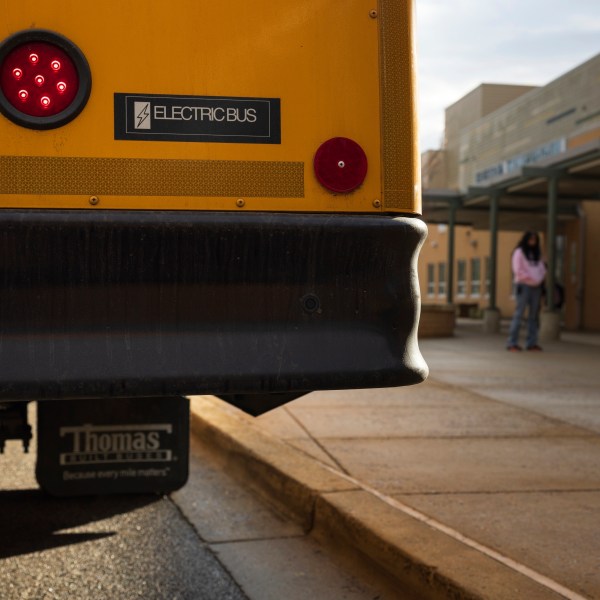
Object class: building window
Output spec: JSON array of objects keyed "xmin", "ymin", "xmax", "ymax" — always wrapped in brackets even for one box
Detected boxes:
[
  {"xmin": 471, "ymin": 257, "xmax": 481, "ymax": 297},
  {"xmin": 485, "ymin": 256, "xmax": 491, "ymax": 298},
  {"xmin": 438, "ymin": 263, "xmax": 446, "ymax": 297},
  {"xmin": 457, "ymin": 259, "xmax": 467, "ymax": 297},
  {"xmin": 427, "ymin": 264, "xmax": 435, "ymax": 297}
]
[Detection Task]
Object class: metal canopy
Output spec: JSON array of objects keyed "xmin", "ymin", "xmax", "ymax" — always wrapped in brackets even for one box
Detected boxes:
[{"xmin": 422, "ymin": 139, "xmax": 600, "ymax": 231}]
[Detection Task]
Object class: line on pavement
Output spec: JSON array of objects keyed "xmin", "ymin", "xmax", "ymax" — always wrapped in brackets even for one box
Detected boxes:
[{"xmin": 326, "ymin": 466, "xmax": 588, "ymax": 600}]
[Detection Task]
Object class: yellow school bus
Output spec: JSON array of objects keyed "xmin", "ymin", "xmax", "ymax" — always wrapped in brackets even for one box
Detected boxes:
[{"xmin": 0, "ymin": 1, "xmax": 426, "ymax": 492}]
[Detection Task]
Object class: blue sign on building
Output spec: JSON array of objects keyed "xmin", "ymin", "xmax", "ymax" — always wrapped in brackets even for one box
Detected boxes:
[{"xmin": 475, "ymin": 138, "xmax": 566, "ymax": 184}]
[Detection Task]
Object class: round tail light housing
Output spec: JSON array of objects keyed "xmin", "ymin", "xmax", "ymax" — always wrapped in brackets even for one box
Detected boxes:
[{"xmin": 0, "ymin": 29, "xmax": 91, "ymax": 129}]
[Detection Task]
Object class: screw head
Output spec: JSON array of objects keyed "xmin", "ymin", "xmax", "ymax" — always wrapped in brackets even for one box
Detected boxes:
[
  {"xmin": 369, "ymin": 10, "xmax": 378, "ymax": 18},
  {"xmin": 372, "ymin": 199, "xmax": 381, "ymax": 208},
  {"xmin": 89, "ymin": 196, "xmax": 99, "ymax": 206},
  {"xmin": 236, "ymin": 199, "xmax": 245, "ymax": 208}
]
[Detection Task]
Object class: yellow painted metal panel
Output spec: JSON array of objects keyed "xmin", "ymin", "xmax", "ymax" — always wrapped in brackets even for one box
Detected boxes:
[{"xmin": 0, "ymin": 0, "xmax": 419, "ymax": 214}]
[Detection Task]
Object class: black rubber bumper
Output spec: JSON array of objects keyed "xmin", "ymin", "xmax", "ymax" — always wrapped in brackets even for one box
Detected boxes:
[{"xmin": 0, "ymin": 210, "xmax": 428, "ymax": 407}]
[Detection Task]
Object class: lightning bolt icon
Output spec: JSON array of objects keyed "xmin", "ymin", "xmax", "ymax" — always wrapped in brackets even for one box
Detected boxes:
[{"xmin": 136, "ymin": 103, "xmax": 150, "ymax": 128}]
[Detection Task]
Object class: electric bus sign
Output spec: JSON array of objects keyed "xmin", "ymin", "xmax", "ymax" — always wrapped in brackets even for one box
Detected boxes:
[{"xmin": 114, "ymin": 93, "xmax": 281, "ymax": 144}]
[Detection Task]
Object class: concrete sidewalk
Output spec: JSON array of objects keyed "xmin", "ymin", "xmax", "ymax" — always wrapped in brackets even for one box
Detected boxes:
[{"xmin": 190, "ymin": 322, "xmax": 600, "ymax": 599}]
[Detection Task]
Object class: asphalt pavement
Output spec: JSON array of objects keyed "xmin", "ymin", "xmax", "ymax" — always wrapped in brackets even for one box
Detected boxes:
[
  {"xmin": 190, "ymin": 319, "xmax": 600, "ymax": 599},
  {"xmin": 0, "ymin": 420, "xmax": 389, "ymax": 600}
]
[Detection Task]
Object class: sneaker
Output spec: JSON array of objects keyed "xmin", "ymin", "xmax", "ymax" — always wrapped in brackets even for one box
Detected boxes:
[
  {"xmin": 507, "ymin": 345, "xmax": 522, "ymax": 352},
  {"xmin": 527, "ymin": 345, "xmax": 543, "ymax": 351}
]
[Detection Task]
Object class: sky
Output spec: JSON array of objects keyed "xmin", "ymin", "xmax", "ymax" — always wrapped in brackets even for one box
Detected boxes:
[{"xmin": 416, "ymin": 0, "xmax": 600, "ymax": 151}]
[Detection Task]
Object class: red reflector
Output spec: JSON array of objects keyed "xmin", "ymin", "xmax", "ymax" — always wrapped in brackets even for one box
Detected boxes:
[
  {"xmin": 313, "ymin": 137, "xmax": 368, "ymax": 193},
  {"xmin": 0, "ymin": 41, "xmax": 79, "ymax": 117}
]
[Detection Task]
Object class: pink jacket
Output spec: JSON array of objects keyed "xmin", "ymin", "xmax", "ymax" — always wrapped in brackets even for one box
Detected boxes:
[{"xmin": 512, "ymin": 247, "xmax": 546, "ymax": 286}]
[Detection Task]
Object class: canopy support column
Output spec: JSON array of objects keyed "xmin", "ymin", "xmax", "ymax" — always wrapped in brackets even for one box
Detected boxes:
[
  {"xmin": 446, "ymin": 199, "xmax": 457, "ymax": 305},
  {"xmin": 540, "ymin": 173, "xmax": 561, "ymax": 341},
  {"xmin": 483, "ymin": 191, "xmax": 501, "ymax": 333}
]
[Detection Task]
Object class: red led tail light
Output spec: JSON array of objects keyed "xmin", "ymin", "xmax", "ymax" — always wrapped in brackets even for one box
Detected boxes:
[{"xmin": 0, "ymin": 30, "xmax": 91, "ymax": 129}]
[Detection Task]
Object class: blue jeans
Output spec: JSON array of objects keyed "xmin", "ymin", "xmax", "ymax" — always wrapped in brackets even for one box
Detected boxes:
[{"xmin": 507, "ymin": 284, "xmax": 542, "ymax": 348}]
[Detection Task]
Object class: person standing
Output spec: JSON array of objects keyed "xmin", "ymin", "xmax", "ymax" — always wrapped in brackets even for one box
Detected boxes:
[{"xmin": 506, "ymin": 232, "xmax": 547, "ymax": 352}]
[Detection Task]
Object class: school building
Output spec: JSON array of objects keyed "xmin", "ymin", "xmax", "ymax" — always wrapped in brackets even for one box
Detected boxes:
[{"xmin": 418, "ymin": 52, "xmax": 600, "ymax": 335}]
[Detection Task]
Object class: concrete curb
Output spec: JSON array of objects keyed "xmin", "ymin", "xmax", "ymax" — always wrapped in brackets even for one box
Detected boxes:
[{"xmin": 189, "ymin": 395, "xmax": 563, "ymax": 599}]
